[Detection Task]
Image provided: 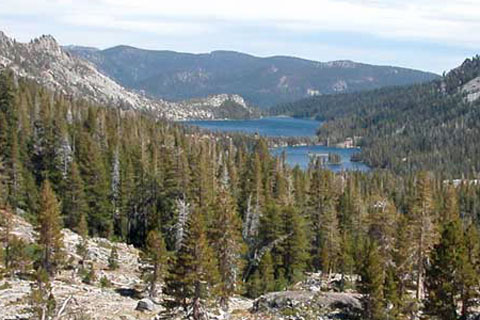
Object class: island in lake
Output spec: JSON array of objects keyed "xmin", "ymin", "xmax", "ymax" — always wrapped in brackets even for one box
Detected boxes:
[{"xmin": 185, "ymin": 117, "xmax": 369, "ymax": 171}]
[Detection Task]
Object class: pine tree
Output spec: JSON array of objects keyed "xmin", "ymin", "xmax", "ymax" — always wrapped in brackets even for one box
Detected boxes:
[
  {"xmin": 82, "ymin": 262, "xmax": 97, "ymax": 285},
  {"xmin": 143, "ymin": 230, "xmax": 168, "ymax": 297},
  {"xmin": 459, "ymin": 223, "xmax": 480, "ymax": 317},
  {"xmin": 308, "ymin": 169, "xmax": 340, "ymax": 273},
  {"xmin": 7, "ymin": 128, "xmax": 24, "ymax": 210},
  {"xmin": 245, "ymin": 269, "xmax": 262, "ymax": 298},
  {"xmin": 63, "ymin": 161, "xmax": 88, "ymax": 230},
  {"xmin": 254, "ymin": 202, "xmax": 282, "ymax": 277},
  {"xmin": 258, "ymin": 251, "xmax": 275, "ymax": 294},
  {"xmin": 37, "ymin": 180, "xmax": 64, "ymax": 276},
  {"xmin": 367, "ymin": 196, "xmax": 397, "ymax": 271},
  {"xmin": 108, "ymin": 246, "xmax": 119, "ymax": 270},
  {"xmin": 76, "ymin": 212, "xmax": 89, "ymax": 267},
  {"xmin": 30, "ymin": 268, "xmax": 56, "ymax": 320},
  {"xmin": 391, "ymin": 214, "xmax": 413, "ymax": 314},
  {"xmin": 75, "ymin": 131, "xmax": 111, "ymax": 237},
  {"xmin": 0, "ymin": 158, "xmax": 6, "ymax": 208},
  {"xmin": 360, "ymin": 240, "xmax": 385, "ymax": 320},
  {"xmin": 1, "ymin": 209, "xmax": 30, "ymax": 274},
  {"xmin": 8, "ymin": 235, "xmax": 31, "ymax": 274},
  {"xmin": 442, "ymin": 185, "xmax": 458, "ymax": 223},
  {"xmin": 424, "ymin": 219, "xmax": 464, "ymax": 320},
  {"xmin": 384, "ymin": 266, "xmax": 400, "ymax": 320},
  {"xmin": 164, "ymin": 210, "xmax": 219, "ymax": 319},
  {"xmin": 339, "ymin": 231, "xmax": 355, "ymax": 291},
  {"xmin": 410, "ymin": 172, "xmax": 437, "ymax": 300},
  {"xmin": 319, "ymin": 199, "xmax": 340, "ymax": 276},
  {"xmin": 0, "ymin": 209, "xmax": 13, "ymax": 270},
  {"xmin": 211, "ymin": 171, "xmax": 244, "ymax": 309},
  {"xmin": 280, "ymin": 205, "xmax": 309, "ymax": 283}
]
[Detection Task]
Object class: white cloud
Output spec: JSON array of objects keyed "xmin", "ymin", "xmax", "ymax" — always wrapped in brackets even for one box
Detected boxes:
[
  {"xmin": 60, "ymin": 13, "xmax": 211, "ymax": 36},
  {"xmin": 0, "ymin": 0, "xmax": 479, "ymax": 72},
  {"xmin": 2, "ymin": 0, "xmax": 480, "ymax": 47}
]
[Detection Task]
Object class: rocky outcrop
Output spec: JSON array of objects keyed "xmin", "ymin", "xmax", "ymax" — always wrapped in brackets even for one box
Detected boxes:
[
  {"xmin": 0, "ymin": 212, "xmax": 362, "ymax": 320},
  {"xmin": 252, "ymin": 291, "xmax": 361, "ymax": 320},
  {"xmin": 136, "ymin": 299, "xmax": 155, "ymax": 312},
  {"xmin": 462, "ymin": 76, "xmax": 480, "ymax": 102},
  {"xmin": 0, "ymin": 212, "xmax": 152, "ymax": 320},
  {"xmin": 253, "ymin": 290, "xmax": 317, "ymax": 311},
  {"xmin": 0, "ymin": 31, "xmax": 257, "ymax": 120}
]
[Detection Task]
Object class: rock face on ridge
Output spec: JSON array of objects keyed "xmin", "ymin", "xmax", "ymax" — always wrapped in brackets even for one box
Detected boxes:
[{"xmin": 0, "ymin": 31, "xmax": 257, "ymax": 120}]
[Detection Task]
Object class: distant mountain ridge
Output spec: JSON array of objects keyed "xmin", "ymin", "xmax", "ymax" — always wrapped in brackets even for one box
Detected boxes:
[
  {"xmin": 66, "ymin": 45, "xmax": 439, "ymax": 108},
  {"xmin": 0, "ymin": 32, "xmax": 257, "ymax": 120}
]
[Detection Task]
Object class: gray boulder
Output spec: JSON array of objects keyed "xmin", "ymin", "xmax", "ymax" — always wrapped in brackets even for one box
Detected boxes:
[
  {"xmin": 135, "ymin": 298, "xmax": 155, "ymax": 312},
  {"xmin": 252, "ymin": 290, "xmax": 362, "ymax": 319},
  {"xmin": 253, "ymin": 291, "xmax": 316, "ymax": 312}
]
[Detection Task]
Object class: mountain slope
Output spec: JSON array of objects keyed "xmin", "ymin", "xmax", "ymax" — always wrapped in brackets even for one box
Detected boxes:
[
  {"xmin": 270, "ymin": 56, "xmax": 480, "ymax": 176},
  {"xmin": 0, "ymin": 32, "xmax": 257, "ymax": 120},
  {"xmin": 66, "ymin": 45, "xmax": 439, "ymax": 108}
]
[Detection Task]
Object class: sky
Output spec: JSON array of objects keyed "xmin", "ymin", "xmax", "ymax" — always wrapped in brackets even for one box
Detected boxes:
[{"xmin": 1, "ymin": 0, "xmax": 479, "ymax": 74}]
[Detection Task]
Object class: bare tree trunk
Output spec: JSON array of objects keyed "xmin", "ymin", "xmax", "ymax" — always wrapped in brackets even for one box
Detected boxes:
[
  {"xmin": 193, "ymin": 281, "xmax": 202, "ymax": 320},
  {"xmin": 416, "ymin": 233, "xmax": 424, "ymax": 300},
  {"xmin": 150, "ymin": 263, "xmax": 158, "ymax": 298},
  {"xmin": 54, "ymin": 295, "xmax": 73, "ymax": 320}
]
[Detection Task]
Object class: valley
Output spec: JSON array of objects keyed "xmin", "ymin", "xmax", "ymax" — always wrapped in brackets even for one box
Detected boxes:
[{"xmin": 1, "ymin": 24, "xmax": 480, "ymax": 320}]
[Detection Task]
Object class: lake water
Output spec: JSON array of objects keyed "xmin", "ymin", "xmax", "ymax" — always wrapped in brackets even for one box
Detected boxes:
[
  {"xmin": 186, "ymin": 117, "xmax": 320, "ymax": 137},
  {"xmin": 185, "ymin": 117, "xmax": 369, "ymax": 171}
]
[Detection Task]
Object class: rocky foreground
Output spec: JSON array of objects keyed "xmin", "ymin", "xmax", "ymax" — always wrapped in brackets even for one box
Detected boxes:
[{"xmin": 0, "ymin": 214, "xmax": 361, "ymax": 320}]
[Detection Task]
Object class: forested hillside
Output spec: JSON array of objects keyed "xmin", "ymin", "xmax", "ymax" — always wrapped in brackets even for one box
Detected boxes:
[
  {"xmin": 66, "ymin": 45, "xmax": 438, "ymax": 108},
  {"xmin": 2, "ymin": 70, "xmax": 480, "ymax": 319},
  {"xmin": 271, "ymin": 56, "xmax": 480, "ymax": 176}
]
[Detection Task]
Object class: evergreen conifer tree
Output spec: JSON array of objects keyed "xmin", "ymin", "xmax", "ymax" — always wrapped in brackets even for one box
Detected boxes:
[
  {"xmin": 411, "ymin": 172, "xmax": 437, "ymax": 300},
  {"xmin": 63, "ymin": 161, "xmax": 88, "ymax": 230},
  {"xmin": 143, "ymin": 230, "xmax": 168, "ymax": 297},
  {"xmin": 425, "ymin": 218, "xmax": 464, "ymax": 320},
  {"xmin": 37, "ymin": 180, "xmax": 64, "ymax": 276},
  {"xmin": 360, "ymin": 240, "xmax": 385, "ymax": 320},
  {"xmin": 108, "ymin": 246, "xmax": 119, "ymax": 270},
  {"xmin": 211, "ymin": 171, "xmax": 244, "ymax": 309},
  {"xmin": 164, "ymin": 209, "xmax": 219, "ymax": 319}
]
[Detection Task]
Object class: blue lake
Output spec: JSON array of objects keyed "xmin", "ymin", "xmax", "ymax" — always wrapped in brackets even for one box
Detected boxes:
[
  {"xmin": 271, "ymin": 145, "xmax": 369, "ymax": 171},
  {"xmin": 185, "ymin": 117, "xmax": 369, "ymax": 171},
  {"xmin": 186, "ymin": 117, "xmax": 320, "ymax": 137}
]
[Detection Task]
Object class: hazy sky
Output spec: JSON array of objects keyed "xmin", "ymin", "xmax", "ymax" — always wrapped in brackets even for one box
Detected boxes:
[{"xmin": 1, "ymin": 0, "xmax": 479, "ymax": 74}]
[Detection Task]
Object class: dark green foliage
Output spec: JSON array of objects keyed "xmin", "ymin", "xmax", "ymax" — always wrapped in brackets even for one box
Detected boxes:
[
  {"xmin": 108, "ymin": 246, "xmax": 119, "ymax": 270},
  {"xmin": 100, "ymin": 276, "xmax": 112, "ymax": 288},
  {"xmin": 163, "ymin": 209, "xmax": 219, "ymax": 316},
  {"xmin": 142, "ymin": 230, "xmax": 168, "ymax": 297},
  {"xmin": 63, "ymin": 161, "xmax": 88, "ymax": 231},
  {"xmin": 82, "ymin": 263, "xmax": 97, "ymax": 285},
  {"xmin": 279, "ymin": 205, "xmax": 309, "ymax": 283},
  {"xmin": 29, "ymin": 267, "xmax": 56, "ymax": 319},
  {"xmin": 360, "ymin": 241, "xmax": 385, "ymax": 320},
  {"xmin": 36, "ymin": 180, "xmax": 64, "ymax": 276},
  {"xmin": 460, "ymin": 223, "xmax": 480, "ymax": 317},
  {"xmin": 425, "ymin": 219, "xmax": 464, "ymax": 320},
  {"xmin": 271, "ymin": 55, "xmax": 480, "ymax": 176}
]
